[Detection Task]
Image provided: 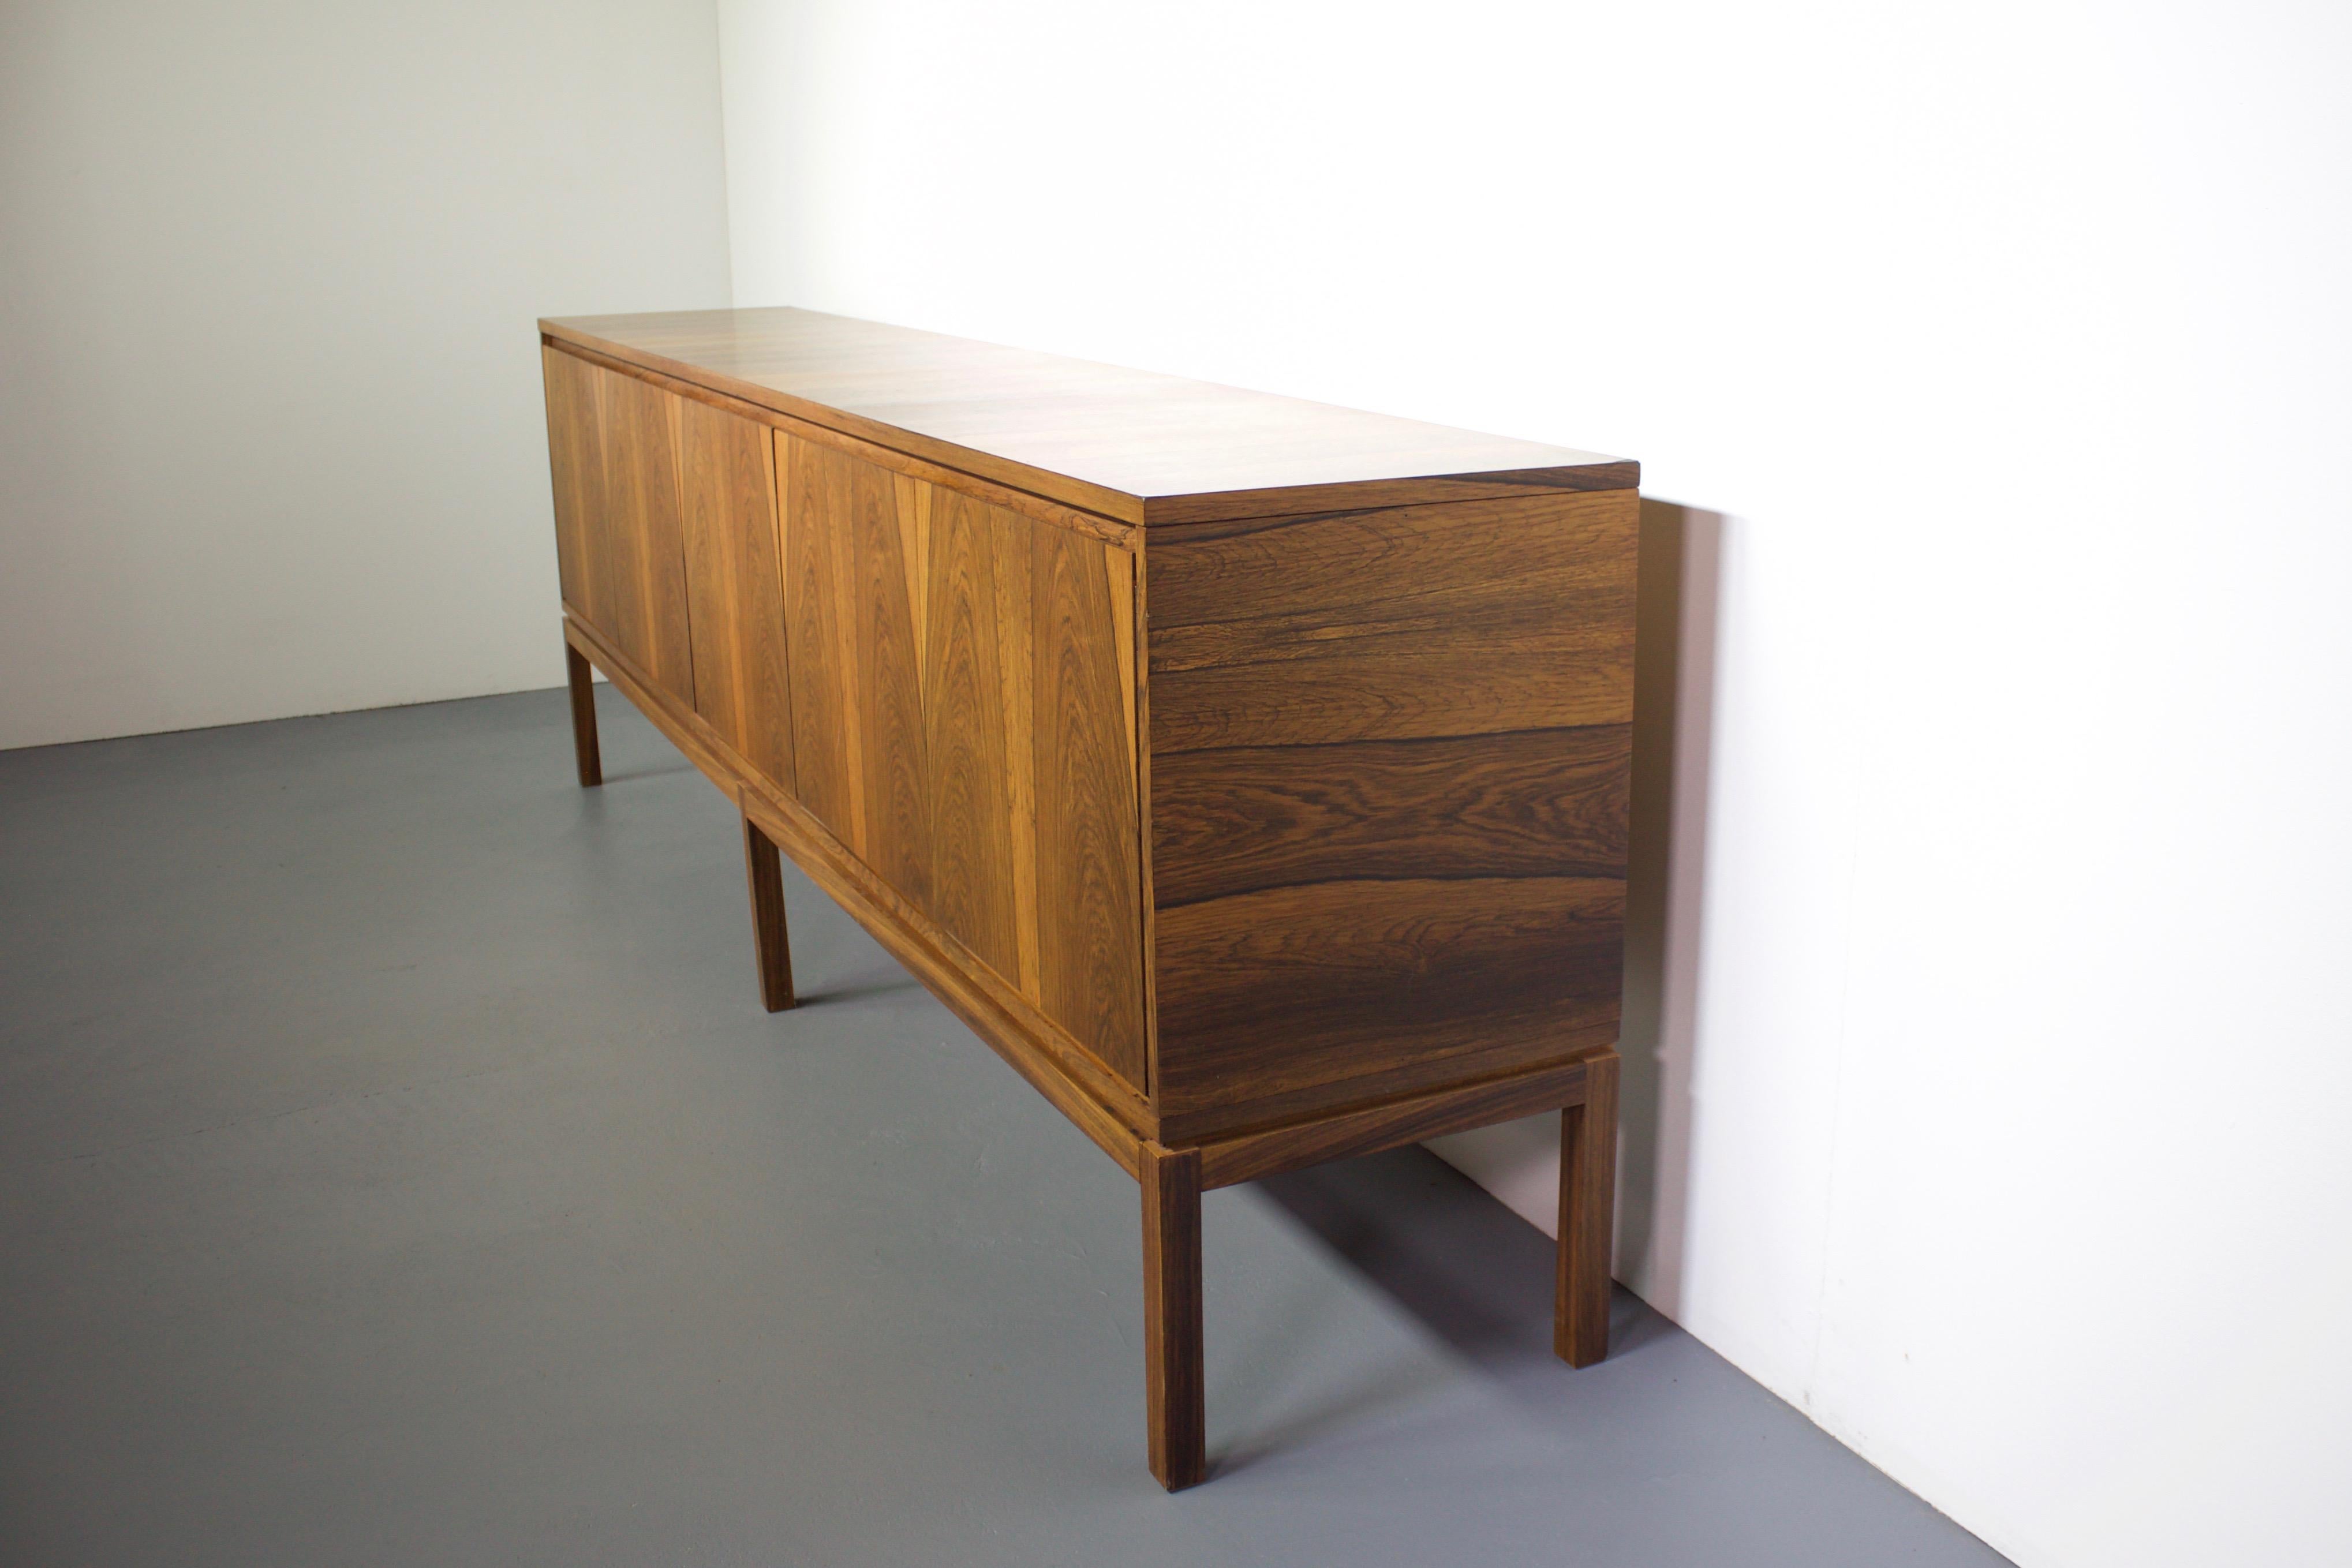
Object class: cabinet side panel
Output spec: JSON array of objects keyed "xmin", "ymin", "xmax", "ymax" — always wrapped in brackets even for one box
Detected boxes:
[
  {"xmin": 1147, "ymin": 490, "xmax": 1635, "ymax": 751},
  {"xmin": 541, "ymin": 346, "xmax": 604, "ymax": 620},
  {"xmin": 781, "ymin": 433, "xmax": 864, "ymax": 855},
  {"xmin": 680, "ymin": 399, "xmax": 796, "ymax": 794},
  {"xmin": 1146, "ymin": 488, "xmax": 1637, "ymax": 1124},
  {"xmin": 593, "ymin": 366, "xmax": 698, "ymax": 707},
  {"xmin": 1035, "ymin": 529, "xmax": 1147, "ymax": 1092}
]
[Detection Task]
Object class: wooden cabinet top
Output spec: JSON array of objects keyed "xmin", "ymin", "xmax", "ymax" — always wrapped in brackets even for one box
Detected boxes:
[{"xmin": 540, "ymin": 307, "xmax": 1635, "ymax": 526}]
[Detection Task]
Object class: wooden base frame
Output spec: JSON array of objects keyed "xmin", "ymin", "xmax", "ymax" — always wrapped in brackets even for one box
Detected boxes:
[{"xmin": 559, "ymin": 615, "xmax": 1617, "ymax": 1489}]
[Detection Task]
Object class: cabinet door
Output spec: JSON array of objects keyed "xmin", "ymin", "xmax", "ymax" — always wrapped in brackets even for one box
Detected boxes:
[
  {"xmin": 781, "ymin": 430, "xmax": 1145, "ymax": 1092},
  {"xmin": 542, "ymin": 349, "xmax": 697, "ymax": 709},
  {"xmin": 541, "ymin": 346, "xmax": 605, "ymax": 620},
  {"xmin": 593, "ymin": 368, "xmax": 697, "ymax": 707},
  {"xmin": 923, "ymin": 488, "xmax": 1035, "ymax": 998},
  {"xmin": 781, "ymin": 433, "xmax": 928, "ymax": 901},
  {"xmin": 1028, "ymin": 524, "xmax": 1144, "ymax": 1090},
  {"xmin": 679, "ymin": 398, "xmax": 795, "ymax": 793}
]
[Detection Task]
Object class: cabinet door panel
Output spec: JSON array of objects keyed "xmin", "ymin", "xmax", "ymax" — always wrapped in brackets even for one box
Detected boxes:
[
  {"xmin": 850, "ymin": 469, "xmax": 934, "ymax": 908},
  {"xmin": 680, "ymin": 399, "xmax": 795, "ymax": 792},
  {"xmin": 540, "ymin": 349, "xmax": 695, "ymax": 709},
  {"xmin": 784, "ymin": 430, "xmax": 1145, "ymax": 1094},
  {"xmin": 925, "ymin": 489, "xmax": 1036, "ymax": 995},
  {"xmin": 1032, "ymin": 527, "xmax": 1145, "ymax": 1090},
  {"xmin": 541, "ymin": 346, "xmax": 605, "ymax": 619},
  {"xmin": 782, "ymin": 435, "xmax": 868, "ymax": 856},
  {"xmin": 592, "ymin": 365, "xmax": 697, "ymax": 706},
  {"xmin": 784, "ymin": 434, "xmax": 931, "ymax": 903}
]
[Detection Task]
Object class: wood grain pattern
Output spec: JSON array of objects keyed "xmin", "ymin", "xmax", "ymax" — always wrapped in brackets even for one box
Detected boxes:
[
  {"xmin": 593, "ymin": 365, "xmax": 698, "ymax": 706},
  {"xmin": 542, "ymin": 308, "xmax": 1635, "ymax": 526},
  {"xmin": 848, "ymin": 452, "xmax": 933, "ymax": 908},
  {"xmin": 564, "ymin": 642, "xmax": 601, "ymax": 788},
  {"xmin": 1141, "ymin": 1143, "xmax": 1206, "ymax": 1491},
  {"xmin": 571, "ymin": 603, "xmax": 1156, "ymax": 1152},
  {"xmin": 541, "ymin": 345, "xmax": 605, "ymax": 619},
  {"xmin": 923, "ymin": 489, "xmax": 1028, "ymax": 986},
  {"xmin": 735, "ymin": 782, "xmax": 1146, "ymax": 1178},
  {"xmin": 1150, "ymin": 725, "xmax": 1629, "ymax": 909},
  {"xmin": 1197, "ymin": 1056, "xmax": 1595, "ymax": 1190},
  {"xmin": 993, "ymin": 509, "xmax": 1042, "ymax": 1001},
  {"xmin": 781, "ymin": 431, "xmax": 1142, "ymax": 1091},
  {"xmin": 1143, "ymin": 491, "xmax": 1636, "ymax": 624},
  {"xmin": 780, "ymin": 433, "xmax": 866, "ymax": 855},
  {"xmin": 541, "ymin": 312, "xmax": 1639, "ymax": 1488},
  {"xmin": 680, "ymin": 397, "xmax": 795, "ymax": 792},
  {"xmin": 564, "ymin": 618, "xmax": 734, "ymax": 797},
  {"xmin": 1147, "ymin": 491, "xmax": 1638, "ymax": 753},
  {"xmin": 1033, "ymin": 526, "xmax": 1146, "ymax": 1091},
  {"xmin": 743, "ymin": 814, "xmax": 797, "ymax": 1013},
  {"xmin": 1557, "ymin": 1050, "xmax": 1619, "ymax": 1368},
  {"xmin": 1145, "ymin": 486, "xmax": 1637, "ymax": 1127},
  {"xmin": 548, "ymin": 337, "xmax": 1137, "ymax": 547},
  {"xmin": 1153, "ymin": 876, "xmax": 1625, "ymax": 1120}
]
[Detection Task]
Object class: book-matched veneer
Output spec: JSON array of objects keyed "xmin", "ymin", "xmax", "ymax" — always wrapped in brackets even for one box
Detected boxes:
[{"xmin": 539, "ymin": 307, "xmax": 1633, "ymax": 1488}]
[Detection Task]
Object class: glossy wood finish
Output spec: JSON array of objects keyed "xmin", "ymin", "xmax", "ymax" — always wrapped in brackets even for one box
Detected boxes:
[
  {"xmin": 539, "ymin": 308, "xmax": 1636, "ymax": 1485},
  {"xmin": 543, "ymin": 347, "xmax": 700, "ymax": 708},
  {"xmin": 743, "ymin": 814, "xmax": 797, "ymax": 1013},
  {"xmin": 780, "ymin": 429, "xmax": 1145, "ymax": 1092},
  {"xmin": 923, "ymin": 488, "xmax": 1035, "ymax": 993},
  {"xmin": 596, "ymin": 369, "xmax": 698, "ymax": 706},
  {"xmin": 1141, "ymin": 1143, "xmax": 1206, "ymax": 1491},
  {"xmin": 1558, "ymin": 1051, "xmax": 1620, "ymax": 1369},
  {"xmin": 564, "ymin": 642, "xmax": 601, "ymax": 788},
  {"xmin": 1149, "ymin": 725, "xmax": 1630, "ymax": 912},
  {"xmin": 559, "ymin": 338, "xmax": 1136, "ymax": 547},
  {"xmin": 682, "ymin": 398, "xmax": 796, "ymax": 792},
  {"xmin": 544, "ymin": 309, "xmax": 1633, "ymax": 525},
  {"xmin": 1147, "ymin": 489, "xmax": 1638, "ymax": 1132},
  {"xmin": 1031, "ymin": 528, "xmax": 1145, "ymax": 1088},
  {"xmin": 1146, "ymin": 492, "xmax": 1637, "ymax": 751},
  {"xmin": 542, "ymin": 346, "xmax": 603, "ymax": 618}
]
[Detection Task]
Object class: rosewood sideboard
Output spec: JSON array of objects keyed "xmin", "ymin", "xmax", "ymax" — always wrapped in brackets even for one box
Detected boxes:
[{"xmin": 537, "ymin": 307, "xmax": 1636, "ymax": 1489}]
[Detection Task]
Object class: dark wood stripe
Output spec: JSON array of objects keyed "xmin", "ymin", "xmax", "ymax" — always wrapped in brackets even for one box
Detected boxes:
[
  {"xmin": 1143, "ymin": 489, "xmax": 1634, "ymax": 628},
  {"xmin": 1144, "ymin": 489, "xmax": 1636, "ymax": 754},
  {"xmin": 1196, "ymin": 1056, "xmax": 1597, "ymax": 1190},
  {"xmin": 1151, "ymin": 725, "xmax": 1629, "ymax": 909},
  {"xmin": 1148, "ymin": 643, "xmax": 1631, "ymax": 753},
  {"xmin": 1151, "ymin": 875, "xmax": 1625, "ymax": 1118}
]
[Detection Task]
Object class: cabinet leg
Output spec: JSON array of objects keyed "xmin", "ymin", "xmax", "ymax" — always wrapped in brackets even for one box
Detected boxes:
[
  {"xmin": 565, "ymin": 642, "xmax": 603, "ymax": 788},
  {"xmin": 1556, "ymin": 1050, "xmax": 1620, "ymax": 1367},
  {"xmin": 1141, "ymin": 1142, "xmax": 1206, "ymax": 1490},
  {"xmin": 742, "ymin": 815, "xmax": 796, "ymax": 1013}
]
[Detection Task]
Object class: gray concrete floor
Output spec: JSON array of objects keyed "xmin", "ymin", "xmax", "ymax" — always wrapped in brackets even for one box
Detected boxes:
[{"xmin": 0, "ymin": 687, "xmax": 2007, "ymax": 1567}]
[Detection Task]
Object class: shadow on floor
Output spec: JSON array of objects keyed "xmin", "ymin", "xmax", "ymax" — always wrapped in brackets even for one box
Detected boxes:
[{"xmin": 1215, "ymin": 1146, "xmax": 1682, "ymax": 1474}]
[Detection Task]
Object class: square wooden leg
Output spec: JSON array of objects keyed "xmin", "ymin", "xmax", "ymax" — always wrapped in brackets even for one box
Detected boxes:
[
  {"xmin": 565, "ymin": 641, "xmax": 602, "ymax": 788},
  {"xmin": 1141, "ymin": 1142, "xmax": 1205, "ymax": 1490},
  {"xmin": 1555, "ymin": 1050, "xmax": 1619, "ymax": 1367},
  {"xmin": 742, "ymin": 815, "xmax": 796, "ymax": 1013}
]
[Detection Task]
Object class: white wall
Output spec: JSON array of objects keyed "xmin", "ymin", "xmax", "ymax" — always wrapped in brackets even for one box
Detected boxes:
[
  {"xmin": 716, "ymin": 4, "xmax": 2352, "ymax": 1565},
  {"xmin": 0, "ymin": 0, "xmax": 732, "ymax": 750}
]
